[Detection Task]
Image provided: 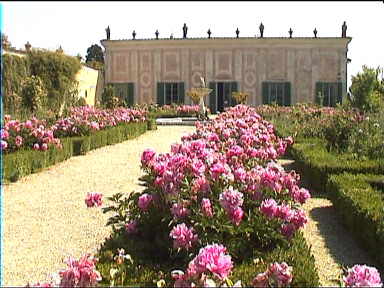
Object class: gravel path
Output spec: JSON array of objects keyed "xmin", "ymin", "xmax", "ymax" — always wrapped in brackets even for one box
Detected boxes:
[
  {"xmin": 279, "ymin": 159, "xmax": 378, "ymax": 287},
  {"xmin": 3, "ymin": 126, "xmax": 196, "ymax": 286}
]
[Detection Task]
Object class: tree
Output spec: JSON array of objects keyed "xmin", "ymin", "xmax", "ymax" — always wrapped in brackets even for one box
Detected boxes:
[
  {"xmin": 85, "ymin": 44, "xmax": 104, "ymax": 64},
  {"xmin": 349, "ymin": 65, "xmax": 384, "ymax": 112},
  {"xmin": 21, "ymin": 75, "xmax": 48, "ymax": 113}
]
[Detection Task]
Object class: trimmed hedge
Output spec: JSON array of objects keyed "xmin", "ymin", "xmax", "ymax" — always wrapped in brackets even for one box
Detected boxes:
[
  {"xmin": 290, "ymin": 138, "xmax": 384, "ymax": 194},
  {"xmin": 96, "ymin": 231, "xmax": 320, "ymax": 287},
  {"xmin": 3, "ymin": 121, "xmax": 148, "ymax": 183},
  {"xmin": 327, "ymin": 173, "xmax": 384, "ymax": 268}
]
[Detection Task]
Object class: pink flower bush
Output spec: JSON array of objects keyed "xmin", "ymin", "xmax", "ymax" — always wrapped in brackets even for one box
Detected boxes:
[
  {"xmin": 138, "ymin": 193, "xmax": 153, "ymax": 211},
  {"xmin": 85, "ymin": 192, "xmax": 103, "ymax": 208},
  {"xmin": 2, "ymin": 115, "xmax": 62, "ymax": 153},
  {"xmin": 141, "ymin": 148, "xmax": 156, "ymax": 168},
  {"xmin": 343, "ymin": 264, "xmax": 382, "ymax": 287},
  {"xmin": 170, "ymin": 223, "xmax": 198, "ymax": 250},
  {"xmin": 171, "ymin": 202, "xmax": 191, "ymax": 219}
]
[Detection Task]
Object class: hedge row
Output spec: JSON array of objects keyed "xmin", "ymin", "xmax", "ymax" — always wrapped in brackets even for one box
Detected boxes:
[
  {"xmin": 289, "ymin": 138, "xmax": 384, "ymax": 194},
  {"xmin": 327, "ymin": 173, "xmax": 384, "ymax": 268},
  {"xmin": 96, "ymin": 230, "xmax": 319, "ymax": 287},
  {"xmin": 3, "ymin": 121, "xmax": 148, "ymax": 183}
]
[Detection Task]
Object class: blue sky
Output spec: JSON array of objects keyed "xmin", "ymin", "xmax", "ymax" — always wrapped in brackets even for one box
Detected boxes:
[{"xmin": 1, "ymin": 1, "xmax": 384, "ymax": 87}]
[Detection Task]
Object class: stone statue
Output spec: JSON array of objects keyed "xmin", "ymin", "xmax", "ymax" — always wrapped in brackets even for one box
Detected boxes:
[
  {"xmin": 105, "ymin": 26, "xmax": 110, "ymax": 40},
  {"xmin": 183, "ymin": 23, "xmax": 188, "ymax": 38},
  {"xmin": 25, "ymin": 41, "xmax": 31, "ymax": 52},
  {"xmin": 155, "ymin": 30, "xmax": 159, "ymax": 39},
  {"xmin": 342, "ymin": 21, "xmax": 347, "ymax": 38},
  {"xmin": 289, "ymin": 28, "xmax": 293, "ymax": 38},
  {"xmin": 259, "ymin": 22, "xmax": 264, "ymax": 38},
  {"xmin": 207, "ymin": 29, "xmax": 212, "ymax": 39},
  {"xmin": 313, "ymin": 28, "xmax": 318, "ymax": 38},
  {"xmin": 199, "ymin": 77, "xmax": 208, "ymax": 120},
  {"xmin": 236, "ymin": 28, "xmax": 240, "ymax": 38},
  {"xmin": 132, "ymin": 30, "xmax": 136, "ymax": 40}
]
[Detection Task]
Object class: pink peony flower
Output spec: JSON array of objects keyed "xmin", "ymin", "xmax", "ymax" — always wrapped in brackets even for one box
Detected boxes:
[
  {"xmin": 141, "ymin": 148, "xmax": 156, "ymax": 167},
  {"xmin": 260, "ymin": 199, "xmax": 278, "ymax": 219},
  {"xmin": 290, "ymin": 209, "xmax": 308, "ymax": 229},
  {"xmin": 169, "ymin": 223, "xmax": 198, "ymax": 250},
  {"xmin": 343, "ymin": 264, "xmax": 382, "ymax": 287},
  {"xmin": 138, "ymin": 193, "xmax": 153, "ymax": 211},
  {"xmin": 187, "ymin": 243, "xmax": 233, "ymax": 280},
  {"xmin": 125, "ymin": 220, "xmax": 138, "ymax": 234},
  {"xmin": 1, "ymin": 140, "xmax": 8, "ymax": 150},
  {"xmin": 171, "ymin": 202, "xmax": 190, "ymax": 219},
  {"xmin": 280, "ymin": 223, "xmax": 296, "ymax": 239},
  {"xmin": 219, "ymin": 187, "xmax": 244, "ymax": 212},
  {"xmin": 25, "ymin": 283, "xmax": 53, "ymax": 288},
  {"xmin": 33, "ymin": 143, "xmax": 40, "ymax": 150},
  {"xmin": 85, "ymin": 192, "xmax": 103, "ymax": 207},
  {"xmin": 0, "ymin": 129, "xmax": 9, "ymax": 139},
  {"xmin": 201, "ymin": 198, "xmax": 213, "ymax": 217},
  {"xmin": 41, "ymin": 143, "xmax": 48, "ymax": 151},
  {"xmin": 268, "ymin": 262, "xmax": 293, "ymax": 287},
  {"xmin": 230, "ymin": 206, "xmax": 244, "ymax": 226},
  {"xmin": 275, "ymin": 204, "xmax": 294, "ymax": 222},
  {"xmin": 59, "ymin": 254, "xmax": 102, "ymax": 287},
  {"xmin": 252, "ymin": 271, "xmax": 269, "ymax": 288}
]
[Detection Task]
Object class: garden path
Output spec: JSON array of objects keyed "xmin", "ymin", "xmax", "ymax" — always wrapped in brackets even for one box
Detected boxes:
[
  {"xmin": 279, "ymin": 159, "xmax": 377, "ymax": 287},
  {"xmin": 3, "ymin": 126, "xmax": 196, "ymax": 286}
]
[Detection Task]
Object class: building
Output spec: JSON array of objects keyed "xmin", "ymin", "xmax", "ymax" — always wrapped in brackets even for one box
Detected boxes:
[
  {"xmin": 101, "ymin": 24, "xmax": 352, "ymax": 112},
  {"xmin": 75, "ymin": 64, "xmax": 99, "ymax": 106}
]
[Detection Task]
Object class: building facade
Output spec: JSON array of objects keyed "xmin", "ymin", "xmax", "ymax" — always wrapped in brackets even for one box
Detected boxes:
[
  {"xmin": 75, "ymin": 65, "xmax": 99, "ymax": 106},
  {"xmin": 101, "ymin": 35, "xmax": 351, "ymax": 112}
]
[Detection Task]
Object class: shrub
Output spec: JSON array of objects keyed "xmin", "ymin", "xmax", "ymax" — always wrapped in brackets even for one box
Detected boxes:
[
  {"xmin": 327, "ymin": 173, "xmax": 384, "ymax": 267},
  {"xmin": 21, "ymin": 75, "xmax": 48, "ymax": 113}
]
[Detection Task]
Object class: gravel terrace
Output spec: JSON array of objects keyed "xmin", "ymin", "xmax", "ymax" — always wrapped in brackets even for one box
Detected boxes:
[{"xmin": 3, "ymin": 126, "xmax": 196, "ymax": 286}]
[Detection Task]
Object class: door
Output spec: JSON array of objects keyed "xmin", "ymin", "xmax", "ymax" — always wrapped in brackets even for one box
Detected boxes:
[{"xmin": 209, "ymin": 81, "xmax": 238, "ymax": 113}]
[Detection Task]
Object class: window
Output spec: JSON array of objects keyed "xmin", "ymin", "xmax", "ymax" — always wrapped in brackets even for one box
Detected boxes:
[
  {"xmin": 315, "ymin": 82, "xmax": 342, "ymax": 107},
  {"xmin": 110, "ymin": 83, "xmax": 134, "ymax": 106},
  {"xmin": 262, "ymin": 82, "xmax": 291, "ymax": 106},
  {"xmin": 157, "ymin": 82, "xmax": 185, "ymax": 105}
]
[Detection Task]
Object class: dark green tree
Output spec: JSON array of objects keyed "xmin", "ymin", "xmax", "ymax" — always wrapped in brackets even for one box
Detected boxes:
[
  {"xmin": 85, "ymin": 44, "xmax": 104, "ymax": 64},
  {"xmin": 349, "ymin": 65, "xmax": 384, "ymax": 112}
]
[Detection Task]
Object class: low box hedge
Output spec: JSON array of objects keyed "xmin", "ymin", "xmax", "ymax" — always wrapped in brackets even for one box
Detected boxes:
[
  {"xmin": 3, "ymin": 121, "xmax": 148, "ymax": 183},
  {"xmin": 290, "ymin": 138, "xmax": 384, "ymax": 194},
  {"xmin": 327, "ymin": 173, "xmax": 384, "ymax": 268},
  {"xmin": 96, "ymin": 231, "xmax": 319, "ymax": 287}
]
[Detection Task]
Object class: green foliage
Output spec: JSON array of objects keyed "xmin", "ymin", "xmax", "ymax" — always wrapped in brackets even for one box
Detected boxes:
[
  {"xmin": 349, "ymin": 65, "xmax": 384, "ymax": 112},
  {"xmin": 28, "ymin": 50, "xmax": 81, "ymax": 112},
  {"xmin": 346, "ymin": 113, "xmax": 384, "ymax": 160},
  {"xmin": 102, "ymin": 85, "xmax": 121, "ymax": 109},
  {"xmin": 21, "ymin": 75, "xmax": 48, "ymax": 113},
  {"xmin": 327, "ymin": 173, "xmax": 384, "ymax": 267},
  {"xmin": 289, "ymin": 138, "xmax": 384, "ymax": 194},
  {"xmin": 2, "ymin": 54, "xmax": 30, "ymax": 114},
  {"xmin": 74, "ymin": 97, "xmax": 87, "ymax": 107},
  {"xmin": 85, "ymin": 44, "xmax": 104, "ymax": 64}
]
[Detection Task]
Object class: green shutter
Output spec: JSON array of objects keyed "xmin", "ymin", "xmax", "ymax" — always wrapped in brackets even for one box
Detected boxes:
[
  {"xmin": 157, "ymin": 82, "xmax": 164, "ymax": 106},
  {"xmin": 284, "ymin": 82, "xmax": 291, "ymax": 106},
  {"xmin": 337, "ymin": 82, "xmax": 343, "ymax": 105},
  {"xmin": 262, "ymin": 82, "xmax": 269, "ymax": 104},
  {"xmin": 178, "ymin": 82, "xmax": 185, "ymax": 104},
  {"xmin": 209, "ymin": 82, "xmax": 216, "ymax": 114},
  {"xmin": 127, "ymin": 83, "xmax": 134, "ymax": 106},
  {"xmin": 230, "ymin": 81, "xmax": 238, "ymax": 106}
]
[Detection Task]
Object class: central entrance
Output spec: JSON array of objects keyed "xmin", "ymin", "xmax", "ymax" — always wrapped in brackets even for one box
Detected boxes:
[{"xmin": 208, "ymin": 81, "xmax": 238, "ymax": 113}]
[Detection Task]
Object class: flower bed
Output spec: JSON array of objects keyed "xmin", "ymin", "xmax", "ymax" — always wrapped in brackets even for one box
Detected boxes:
[
  {"xmin": 147, "ymin": 104, "xmax": 201, "ymax": 118},
  {"xmin": 1, "ymin": 106, "xmax": 149, "ymax": 182},
  {"xmin": 96, "ymin": 104, "xmax": 320, "ymax": 286}
]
